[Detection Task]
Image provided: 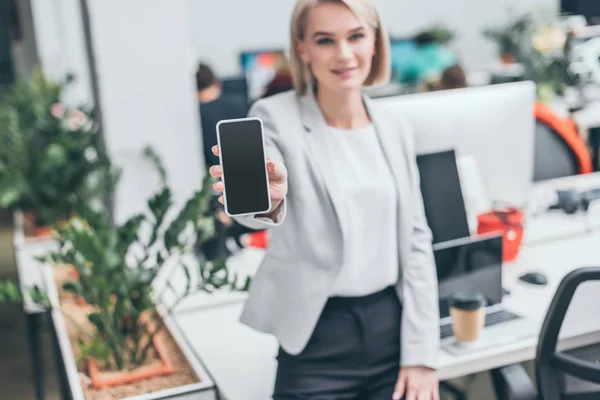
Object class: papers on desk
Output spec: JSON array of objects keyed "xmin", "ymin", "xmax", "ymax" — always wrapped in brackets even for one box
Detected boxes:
[{"xmin": 523, "ymin": 173, "xmax": 600, "ymax": 245}]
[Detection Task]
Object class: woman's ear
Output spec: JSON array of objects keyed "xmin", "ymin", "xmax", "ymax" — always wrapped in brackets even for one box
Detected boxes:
[{"xmin": 297, "ymin": 40, "xmax": 310, "ymax": 64}]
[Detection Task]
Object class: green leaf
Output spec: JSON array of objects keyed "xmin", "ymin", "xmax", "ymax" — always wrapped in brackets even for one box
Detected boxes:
[
  {"xmin": 63, "ymin": 281, "xmax": 84, "ymax": 296},
  {"xmin": 88, "ymin": 312, "xmax": 104, "ymax": 332},
  {"xmin": 141, "ymin": 146, "xmax": 167, "ymax": 187},
  {"xmin": 181, "ymin": 263, "xmax": 192, "ymax": 296},
  {"xmin": 242, "ymin": 276, "xmax": 252, "ymax": 291},
  {"xmin": 45, "ymin": 143, "xmax": 67, "ymax": 164},
  {"xmin": 0, "ymin": 186, "xmax": 20, "ymax": 207},
  {"xmin": 0, "ymin": 280, "xmax": 23, "ymax": 303}
]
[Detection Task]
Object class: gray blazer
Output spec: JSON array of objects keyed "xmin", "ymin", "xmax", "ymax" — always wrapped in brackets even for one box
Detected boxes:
[{"xmin": 234, "ymin": 90, "xmax": 440, "ymax": 369}]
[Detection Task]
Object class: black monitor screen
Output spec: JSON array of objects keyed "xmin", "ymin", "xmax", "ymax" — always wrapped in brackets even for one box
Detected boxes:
[
  {"xmin": 434, "ymin": 234, "xmax": 503, "ymax": 319},
  {"xmin": 417, "ymin": 150, "xmax": 470, "ymax": 244}
]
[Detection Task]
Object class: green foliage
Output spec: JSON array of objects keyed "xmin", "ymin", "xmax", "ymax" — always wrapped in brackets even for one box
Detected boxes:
[
  {"xmin": 35, "ymin": 148, "xmax": 249, "ymax": 371},
  {"xmin": 0, "ymin": 280, "xmax": 50, "ymax": 307},
  {"xmin": 483, "ymin": 11, "xmax": 577, "ymax": 101},
  {"xmin": 482, "ymin": 11, "xmax": 532, "ymax": 56},
  {"xmin": 426, "ymin": 23, "xmax": 455, "ymax": 45},
  {"xmin": 0, "ymin": 68, "xmax": 117, "ymax": 226}
]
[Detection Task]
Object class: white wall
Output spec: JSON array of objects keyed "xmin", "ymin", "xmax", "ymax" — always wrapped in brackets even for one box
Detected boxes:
[
  {"xmin": 87, "ymin": 0, "xmax": 203, "ymax": 224},
  {"xmin": 30, "ymin": 0, "xmax": 92, "ymax": 107},
  {"xmin": 187, "ymin": 0, "xmax": 559, "ymax": 77}
]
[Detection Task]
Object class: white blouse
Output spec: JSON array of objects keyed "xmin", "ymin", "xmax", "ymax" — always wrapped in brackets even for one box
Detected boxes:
[{"xmin": 327, "ymin": 123, "xmax": 399, "ymax": 297}]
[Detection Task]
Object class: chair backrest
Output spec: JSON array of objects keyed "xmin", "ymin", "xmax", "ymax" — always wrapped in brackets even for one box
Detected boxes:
[
  {"xmin": 533, "ymin": 102, "xmax": 593, "ymax": 182},
  {"xmin": 536, "ymin": 266, "xmax": 600, "ymax": 400}
]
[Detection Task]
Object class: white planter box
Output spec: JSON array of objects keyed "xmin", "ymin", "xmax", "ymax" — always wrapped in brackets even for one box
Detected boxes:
[{"xmin": 41, "ymin": 266, "xmax": 218, "ymax": 400}]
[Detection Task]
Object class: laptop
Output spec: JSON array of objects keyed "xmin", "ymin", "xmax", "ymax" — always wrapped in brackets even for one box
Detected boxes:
[{"xmin": 434, "ymin": 233, "xmax": 538, "ymax": 354}]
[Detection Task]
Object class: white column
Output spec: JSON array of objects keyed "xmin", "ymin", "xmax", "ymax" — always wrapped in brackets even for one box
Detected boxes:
[
  {"xmin": 86, "ymin": 0, "xmax": 203, "ymax": 223},
  {"xmin": 30, "ymin": 0, "xmax": 92, "ymax": 106}
]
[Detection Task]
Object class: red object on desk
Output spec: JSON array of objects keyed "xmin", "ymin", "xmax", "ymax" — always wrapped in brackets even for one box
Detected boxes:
[
  {"xmin": 247, "ymin": 231, "xmax": 269, "ymax": 249},
  {"xmin": 477, "ymin": 208, "xmax": 524, "ymax": 262}
]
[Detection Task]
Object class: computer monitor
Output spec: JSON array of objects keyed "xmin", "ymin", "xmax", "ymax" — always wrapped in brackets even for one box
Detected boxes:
[
  {"xmin": 434, "ymin": 233, "xmax": 503, "ymax": 319},
  {"xmin": 239, "ymin": 49, "xmax": 288, "ymax": 100},
  {"xmin": 374, "ymin": 81, "xmax": 536, "ymax": 208},
  {"xmin": 389, "ymin": 37, "xmax": 418, "ymax": 82},
  {"xmin": 221, "ymin": 75, "xmax": 248, "ymax": 100},
  {"xmin": 417, "ymin": 150, "xmax": 470, "ymax": 244},
  {"xmin": 561, "ymin": 0, "xmax": 600, "ymax": 25}
]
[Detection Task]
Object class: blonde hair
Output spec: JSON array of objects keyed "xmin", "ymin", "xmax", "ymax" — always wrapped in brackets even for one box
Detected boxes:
[{"xmin": 289, "ymin": 0, "xmax": 391, "ymax": 95}]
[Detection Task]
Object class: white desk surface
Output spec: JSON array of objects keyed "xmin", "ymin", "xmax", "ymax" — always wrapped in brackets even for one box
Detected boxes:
[{"xmin": 523, "ymin": 172, "xmax": 600, "ymax": 245}]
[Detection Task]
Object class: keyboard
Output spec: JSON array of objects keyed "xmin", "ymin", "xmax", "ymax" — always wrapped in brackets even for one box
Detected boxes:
[{"xmin": 440, "ymin": 309, "xmax": 521, "ymax": 339}]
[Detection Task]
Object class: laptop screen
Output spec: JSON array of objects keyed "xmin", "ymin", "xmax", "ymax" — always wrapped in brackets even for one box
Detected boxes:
[{"xmin": 434, "ymin": 234, "xmax": 503, "ymax": 319}]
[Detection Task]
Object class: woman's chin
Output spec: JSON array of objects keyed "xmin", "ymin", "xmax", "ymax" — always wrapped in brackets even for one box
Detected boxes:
[{"xmin": 322, "ymin": 79, "xmax": 363, "ymax": 94}]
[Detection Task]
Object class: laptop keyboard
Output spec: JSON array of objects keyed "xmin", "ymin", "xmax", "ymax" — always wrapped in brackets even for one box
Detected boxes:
[{"xmin": 440, "ymin": 309, "xmax": 521, "ymax": 339}]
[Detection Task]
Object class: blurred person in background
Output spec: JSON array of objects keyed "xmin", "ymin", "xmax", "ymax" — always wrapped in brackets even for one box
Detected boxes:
[
  {"xmin": 195, "ymin": 63, "xmax": 256, "ymax": 261},
  {"xmin": 209, "ymin": 0, "xmax": 440, "ymax": 398},
  {"xmin": 196, "ymin": 63, "xmax": 249, "ymax": 168},
  {"xmin": 439, "ymin": 64, "xmax": 468, "ymax": 90}
]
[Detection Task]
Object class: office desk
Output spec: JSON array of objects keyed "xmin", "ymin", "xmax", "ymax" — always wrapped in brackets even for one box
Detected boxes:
[
  {"xmin": 171, "ymin": 228, "xmax": 600, "ymax": 400},
  {"xmin": 437, "ymin": 228, "xmax": 600, "ymax": 380}
]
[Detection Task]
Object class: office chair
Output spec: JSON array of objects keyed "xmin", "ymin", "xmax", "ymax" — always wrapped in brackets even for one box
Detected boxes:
[
  {"xmin": 533, "ymin": 102, "xmax": 593, "ymax": 182},
  {"xmin": 491, "ymin": 266, "xmax": 600, "ymax": 399}
]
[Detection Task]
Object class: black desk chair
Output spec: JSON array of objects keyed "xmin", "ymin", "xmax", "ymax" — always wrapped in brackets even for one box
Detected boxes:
[{"xmin": 492, "ymin": 266, "xmax": 600, "ymax": 399}]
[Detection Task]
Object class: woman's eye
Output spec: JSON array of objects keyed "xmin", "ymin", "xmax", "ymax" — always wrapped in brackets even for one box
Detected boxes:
[
  {"xmin": 349, "ymin": 33, "xmax": 365, "ymax": 41},
  {"xmin": 316, "ymin": 38, "xmax": 334, "ymax": 45}
]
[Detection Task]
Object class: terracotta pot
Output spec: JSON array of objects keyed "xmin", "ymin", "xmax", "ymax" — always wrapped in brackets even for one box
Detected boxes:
[
  {"xmin": 501, "ymin": 53, "xmax": 515, "ymax": 65},
  {"xmin": 22, "ymin": 212, "xmax": 55, "ymax": 239},
  {"xmin": 87, "ymin": 334, "xmax": 175, "ymax": 389},
  {"xmin": 22, "ymin": 212, "xmax": 38, "ymax": 237}
]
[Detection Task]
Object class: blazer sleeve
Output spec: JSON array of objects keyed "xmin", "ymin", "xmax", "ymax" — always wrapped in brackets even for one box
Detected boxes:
[
  {"xmin": 232, "ymin": 99, "xmax": 288, "ymax": 230},
  {"xmin": 398, "ymin": 117, "xmax": 441, "ymax": 369}
]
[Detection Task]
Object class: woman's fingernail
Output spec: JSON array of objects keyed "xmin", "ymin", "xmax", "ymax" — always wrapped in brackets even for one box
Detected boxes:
[
  {"xmin": 268, "ymin": 161, "xmax": 275, "ymax": 173},
  {"xmin": 392, "ymin": 393, "xmax": 401, "ymax": 400}
]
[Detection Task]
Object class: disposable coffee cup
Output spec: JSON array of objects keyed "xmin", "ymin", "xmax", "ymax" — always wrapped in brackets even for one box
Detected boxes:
[{"xmin": 448, "ymin": 291, "xmax": 486, "ymax": 345}]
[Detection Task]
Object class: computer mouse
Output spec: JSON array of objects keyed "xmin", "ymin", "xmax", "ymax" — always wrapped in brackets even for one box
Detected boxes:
[{"xmin": 519, "ymin": 272, "xmax": 548, "ymax": 286}]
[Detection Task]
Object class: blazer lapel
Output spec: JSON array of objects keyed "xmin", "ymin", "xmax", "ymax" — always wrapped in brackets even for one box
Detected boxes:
[{"xmin": 298, "ymin": 93, "xmax": 349, "ymax": 248}]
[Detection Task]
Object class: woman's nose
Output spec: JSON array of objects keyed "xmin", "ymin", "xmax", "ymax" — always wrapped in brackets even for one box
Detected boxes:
[{"xmin": 336, "ymin": 40, "xmax": 353, "ymax": 61}]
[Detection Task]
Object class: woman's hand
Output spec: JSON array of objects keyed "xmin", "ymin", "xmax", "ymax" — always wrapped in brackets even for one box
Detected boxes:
[
  {"xmin": 209, "ymin": 145, "xmax": 288, "ymax": 217},
  {"xmin": 393, "ymin": 366, "xmax": 439, "ymax": 400}
]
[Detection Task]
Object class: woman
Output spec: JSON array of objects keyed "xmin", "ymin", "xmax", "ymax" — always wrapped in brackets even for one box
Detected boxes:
[{"xmin": 210, "ymin": 0, "xmax": 440, "ymax": 398}]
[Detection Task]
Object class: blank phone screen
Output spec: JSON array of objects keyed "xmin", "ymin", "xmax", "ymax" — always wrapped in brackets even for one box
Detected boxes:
[{"xmin": 218, "ymin": 118, "xmax": 270, "ymax": 215}]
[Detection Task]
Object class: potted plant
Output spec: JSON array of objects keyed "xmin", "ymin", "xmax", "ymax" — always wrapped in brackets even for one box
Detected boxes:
[
  {"xmin": 523, "ymin": 18, "xmax": 575, "ymax": 102},
  {"xmin": 482, "ymin": 13, "xmax": 530, "ymax": 64},
  {"xmin": 0, "ymin": 69, "xmax": 116, "ymax": 238},
  {"xmin": 2, "ymin": 148, "xmax": 250, "ymax": 399}
]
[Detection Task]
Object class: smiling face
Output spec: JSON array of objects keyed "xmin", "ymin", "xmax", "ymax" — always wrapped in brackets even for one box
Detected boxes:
[{"xmin": 296, "ymin": 1, "xmax": 377, "ymax": 95}]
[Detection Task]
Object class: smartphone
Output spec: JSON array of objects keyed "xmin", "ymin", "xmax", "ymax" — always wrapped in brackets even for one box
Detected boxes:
[{"xmin": 216, "ymin": 117, "xmax": 271, "ymax": 216}]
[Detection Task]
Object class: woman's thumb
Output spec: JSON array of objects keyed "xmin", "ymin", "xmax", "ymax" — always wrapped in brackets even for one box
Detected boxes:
[{"xmin": 267, "ymin": 160, "xmax": 276, "ymax": 175}]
